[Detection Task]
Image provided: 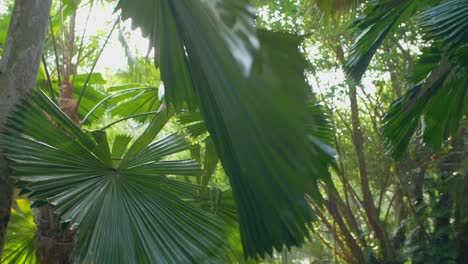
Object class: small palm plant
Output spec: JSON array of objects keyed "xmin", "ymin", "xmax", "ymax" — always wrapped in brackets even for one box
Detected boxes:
[{"xmin": 2, "ymin": 91, "xmax": 228, "ymax": 263}]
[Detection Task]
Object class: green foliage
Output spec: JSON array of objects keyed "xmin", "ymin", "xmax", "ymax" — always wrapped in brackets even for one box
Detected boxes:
[
  {"xmin": 106, "ymin": 86, "xmax": 160, "ymax": 124},
  {"xmin": 0, "ymin": 1, "xmax": 13, "ymax": 56},
  {"xmin": 1, "ymin": 199, "xmax": 36, "ymax": 264},
  {"xmin": 2, "ymin": 0, "xmax": 464, "ymax": 262},
  {"xmin": 117, "ymin": 0, "xmax": 335, "ymax": 259},
  {"xmin": 347, "ymin": 0, "xmax": 468, "ymax": 158},
  {"xmin": 419, "ymin": 0, "xmax": 468, "ymax": 55},
  {"xmin": 3, "ymin": 91, "xmax": 227, "ymax": 263},
  {"xmin": 345, "ymin": 0, "xmax": 421, "ymax": 82}
]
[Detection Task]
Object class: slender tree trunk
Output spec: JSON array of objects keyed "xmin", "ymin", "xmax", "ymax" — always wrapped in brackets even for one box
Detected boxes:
[
  {"xmin": 348, "ymin": 82, "xmax": 393, "ymax": 260},
  {"xmin": 326, "ymin": 191, "xmax": 364, "ymax": 263},
  {"xmin": 0, "ymin": 0, "xmax": 52, "ymax": 258},
  {"xmin": 334, "ymin": 44, "xmax": 393, "ymax": 260},
  {"xmin": 392, "ymin": 186, "xmax": 405, "ymax": 249},
  {"xmin": 36, "ymin": 206, "xmax": 74, "ymax": 264},
  {"xmin": 435, "ymin": 123, "xmax": 466, "ymax": 263}
]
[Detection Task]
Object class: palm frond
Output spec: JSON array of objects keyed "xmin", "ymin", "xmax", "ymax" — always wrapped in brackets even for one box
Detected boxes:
[
  {"xmin": 1, "ymin": 199, "xmax": 36, "ymax": 264},
  {"xmin": 3, "ymin": 91, "xmax": 227, "ymax": 263},
  {"xmin": 345, "ymin": 0, "xmax": 421, "ymax": 82},
  {"xmin": 178, "ymin": 111, "xmax": 209, "ymax": 140},
  {"xmin": 117, "ymin": 0, "xmax": 335, "ymax": 258},
  {"xmin": 419, "ymin": 0, "xmax": 468, "ymax": 54},
  {"xmin": 197, "ymin": 188, "xmax": 246, "ymax": 262},
  {"xmin": 381, "ymin": 60, "xmax": 467, "ymax": 159},
  {"xmin": 106, "ymin": 87, "xmax": 160, "ymax": 123}
]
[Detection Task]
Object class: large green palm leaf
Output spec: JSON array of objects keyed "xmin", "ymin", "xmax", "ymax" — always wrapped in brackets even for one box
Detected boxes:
[
  {"xmin": 116, "ymin": 0, "xmax": 335, "ymax": 259},
  {"xmin": 2, "ymin": 91, "xmax": 227, "ymax": 263}
]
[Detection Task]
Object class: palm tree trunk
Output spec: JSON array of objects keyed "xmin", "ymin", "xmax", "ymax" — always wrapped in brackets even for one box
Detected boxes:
[
  {"xmin": 0, "ymin": 0, "xmax": 52, "ymax": 258},
  {"xmin": 36, "ymin": 206, "xmax": 74, "ymax": 264}
]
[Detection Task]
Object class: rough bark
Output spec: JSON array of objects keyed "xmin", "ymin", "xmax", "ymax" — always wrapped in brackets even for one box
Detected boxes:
[
  {"xmin": 36, "ymin": 206, "xmax": 74, "ymax": 264},
  {"xmin": 0, "ymin": 0, "xmax": 52, "ymax": 258}
]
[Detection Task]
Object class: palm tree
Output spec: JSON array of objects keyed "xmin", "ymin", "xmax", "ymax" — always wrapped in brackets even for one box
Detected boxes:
[
  {"xmin": 0, "ymin": 0, "xmax": 334, "ymax": 262},
  {"xmin": 344, "ymin": 0, "xmax": 467, "ymax": 262},
  {"xmin": 344, "ymin": 0, "xmax": 467, "ymax": 157}
]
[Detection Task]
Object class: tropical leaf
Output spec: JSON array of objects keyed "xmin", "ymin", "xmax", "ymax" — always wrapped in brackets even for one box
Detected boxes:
[
  {"xmin": 35, "ymin": 71, "xmax": 108, "ymax": 124},
  {"xmin": 107, "ymin": 87, "xmax": 160, "ymax": 123},
  {"xmin": 419, "ymin": 0, "xmax": 468, "ymax": 55},
  {"xmin": 80, "ymin": 86, "xmax": 160, "ymax": 126},
  {"xmin": 2, "ymin": 91, "xmax": 227, "ymax": 263},
  {"xmin": 72, "ymin": 81, "xmax": 107, "ymax": 123},
  {"xmin": 381, "ymin": 61, "xmax": 467, "ymax": 159},
  {"xmin": 422, "ymin": 72, "xmax": 467, "ymax": 148},
  {"xmin": 345, "ymin": 0, "xmax": 421, "ymax": 82},
  {"xmin": 303, "ymin": 0, "xmax": 365, "ymax": 22},
  {"xmin": 117, "ymin": 0, "xmax": 335, "ymax": 258},
  {"xmin": 408, "ymin": 45, "xmax": 443, "ymax": 85},
  {"xmin": 178, "ymin": 111, "xmax": 209, "ymax": 140},
  {"xmin": 1, "ymin": 199, "xmax": 36, "ymax": 264},
  {"xmin": 196, "ymin": 188, "xmax": 246, "ymax": 262}
]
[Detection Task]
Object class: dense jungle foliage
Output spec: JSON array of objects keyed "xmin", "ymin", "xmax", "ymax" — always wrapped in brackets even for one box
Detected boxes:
[{"xmin": 0, "ymin": 0, "xmax": 466, "ymax": 263}]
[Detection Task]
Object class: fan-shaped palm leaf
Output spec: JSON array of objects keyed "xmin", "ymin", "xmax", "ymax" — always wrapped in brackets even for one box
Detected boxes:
[
  {"xmin": 117, "ymin": 0, "xmax": 335, "ymax": 258},
  {"xmin": 2, "ymin": 91, "xmax": 227, "ymax": 263}
]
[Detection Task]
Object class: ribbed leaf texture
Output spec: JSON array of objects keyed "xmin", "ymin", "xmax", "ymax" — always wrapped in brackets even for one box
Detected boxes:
[
  {"xmin": 381, "ymin": 64, "xmax": 467, "ymax": 159},
  {"xmin": 380, "ymin": 0, "xmax": 468, "ymax": 159},
  {"xmin": 419, "ymin": 0, "xmax": 468, "ymax": 54},
  {"xmin": 1, "ymin": 199, "xmax": 36, "ymax": 264},
  {"xmin": 2, "ymin": 91, "xmax": 227, "ymax": 263},
  {"xmin": 116, "ymin": 0, "xmax": 335, "ymax": 259},
  {"xmin": 345, "ymin": 0, "xmax": 421, "ymax": 82}
]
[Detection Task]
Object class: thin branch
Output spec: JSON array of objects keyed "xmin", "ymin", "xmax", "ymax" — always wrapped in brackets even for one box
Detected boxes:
[
  {"xmin": 72, "ymin": 0, "xmax": 94, "ymax": 88},
  {"xmin": 41, "ymin": 55, "xmax": 57, "ymax": 104},
  {"xmin": 49, "ymin": 16, "xmax": 62, "ymax": 86},
  {"xmin": 74, "ymin": 17, "xmax": 119, "ymax": 114},
  {"xmin": 383, "ymin": 192, "xmax": 398, "ymax": 223},
  {"xmin": 377, "ymin": 171, "xmax": 391, "ymax": 214},
  {"xmin": 81, "ymin": 87, "xmax": 157, "ymax": 125},
  {"xmin": 314, "ymin": 208, "xmax": 353, "ymax": 263},
  {"xmin": 100, "ymin": 111, "xmax": 158, "ymax": 130}
]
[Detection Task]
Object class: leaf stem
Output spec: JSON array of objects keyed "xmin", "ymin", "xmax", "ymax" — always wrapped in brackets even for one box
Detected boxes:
[
  {"xmin": 74, "ymin": 17, "xmax": 120, "ymax": 115},
  {"xmin": 81, "ymin": 87, "xmax": 157, "ymax": 125},
  {"xmin": 100, "ymin": 111, "xmax": 158, "ymax": 130}
]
